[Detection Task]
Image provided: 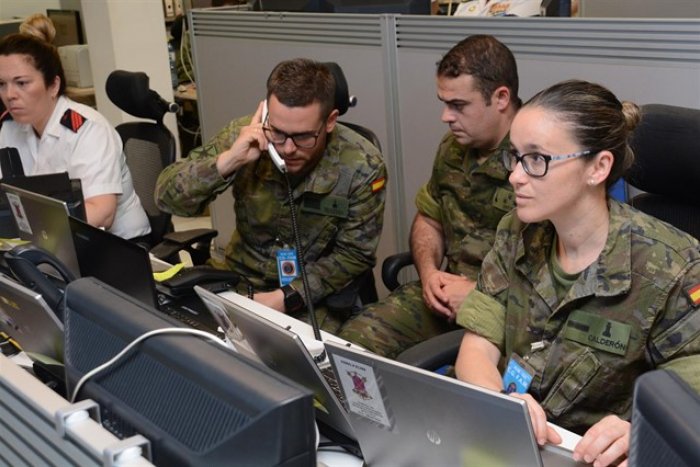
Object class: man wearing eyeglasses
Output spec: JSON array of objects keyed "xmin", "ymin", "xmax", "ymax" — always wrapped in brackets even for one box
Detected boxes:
[
  {"xmin": 338, "ymin": 35, "xmax": 520, "ymax": 358},
  {"xmin": 156, "ymin": 58, "xmax": 386, "ymax": 333}
]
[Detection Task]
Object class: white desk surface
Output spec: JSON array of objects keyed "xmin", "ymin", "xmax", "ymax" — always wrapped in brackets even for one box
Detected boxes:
[{"xmin": 317, "ymin": 449, "xmax": 363, "ymax": 467}]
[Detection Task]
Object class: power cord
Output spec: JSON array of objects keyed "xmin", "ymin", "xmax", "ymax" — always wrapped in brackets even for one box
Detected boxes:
[{"xmin": 69, "ymin": 327, "xmax": 228, "ymax": 403}]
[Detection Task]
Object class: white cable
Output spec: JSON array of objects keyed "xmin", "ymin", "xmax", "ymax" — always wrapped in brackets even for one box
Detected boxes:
[
  {"xmin": 180, "ymin": 21, "xmax": 195, "ymax": 85},
  {"xmin": 70, "ymin": 327, "xmax": 228, "ymax": 403}
]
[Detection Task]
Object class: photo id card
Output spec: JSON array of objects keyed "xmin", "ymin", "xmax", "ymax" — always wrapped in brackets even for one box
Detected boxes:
[
  {"xmin": 502, "ymin": 353, "xmax": 534, "ymax": 394},
  {"xmin": 276, "ymin": 248, "xmax": 299, "ymax": 286}
]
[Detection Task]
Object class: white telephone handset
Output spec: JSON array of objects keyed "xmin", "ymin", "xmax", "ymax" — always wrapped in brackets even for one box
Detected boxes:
[{"xmin": 262, "ymin": 100, "xmax": 287, "ymax": 173}]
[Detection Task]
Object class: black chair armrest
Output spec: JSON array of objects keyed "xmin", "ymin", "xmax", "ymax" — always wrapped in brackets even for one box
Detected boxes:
[
  {"xmin": 395, "ymin": 329, "xmax": 466, "ymax": 371},
  {"xmin": 150, "ymin": 228, "xmax": 218, "ymax": 266},
  {"xmin": 381, "ymin": 251, "xmax": 414, "ymax": 291}
]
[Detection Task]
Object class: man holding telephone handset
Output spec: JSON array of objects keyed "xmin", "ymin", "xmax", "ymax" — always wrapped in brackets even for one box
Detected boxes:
[{"xmin": 156, "ymin": 58, "xmax": 387, "ymax": 333}]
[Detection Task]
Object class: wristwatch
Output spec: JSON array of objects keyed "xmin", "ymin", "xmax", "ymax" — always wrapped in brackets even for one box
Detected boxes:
[{"xmin": 282, "ymin": 284, "xmax": 305, "ymax": 314}]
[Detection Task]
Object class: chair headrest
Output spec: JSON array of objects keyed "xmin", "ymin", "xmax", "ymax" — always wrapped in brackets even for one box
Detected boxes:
[
  {"xmin": 105, "ymin": 70, "xmax": 168, "ymax": 123},
  {"xmin": 323, "ymin": 62, "xmax": 354, "ymax": 116},
  {"xmin": 626, "ymin": 104, "xmax": 700, "ymax": 202}
]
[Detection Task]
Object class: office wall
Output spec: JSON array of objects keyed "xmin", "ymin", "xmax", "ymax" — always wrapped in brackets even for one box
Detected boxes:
[
  {"xmin": 190, "ymin": 11, "xmax": 399, "ymax": 295},
  {"xmin": 81, "ymin": 0, "xmax": 178, "ymax": 145},
  {"xmin": 191, "ymin": 11, "xmax": 700, "ymax": 296}
]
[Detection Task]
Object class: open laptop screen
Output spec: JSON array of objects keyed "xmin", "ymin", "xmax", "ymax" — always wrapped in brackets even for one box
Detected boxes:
[
  {"xmin": 1, "ymin": 183, "xmax": 80, "ymax": 277},
  {"xmin": 69, "ymin": 217, "xmax": 158, "ymax": 308}
]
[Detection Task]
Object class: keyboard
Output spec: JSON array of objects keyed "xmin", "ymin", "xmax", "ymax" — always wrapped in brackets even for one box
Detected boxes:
[{"xmin": 156, "ymin": 293, "xmax": 221, "ymax": 335}]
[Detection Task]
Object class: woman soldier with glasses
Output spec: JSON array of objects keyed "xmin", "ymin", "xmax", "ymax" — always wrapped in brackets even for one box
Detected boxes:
[{"xmin": 454, "ymin": 79, "xmax": 700, "ymax": 466}]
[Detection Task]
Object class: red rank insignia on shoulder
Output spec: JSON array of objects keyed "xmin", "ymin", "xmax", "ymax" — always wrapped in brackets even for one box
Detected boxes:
[
  {"xmin": 371, "ymin": 176, "xmax": 386, "ymax": 193},
  {"xmin": 60, "ymin": 109, "xmax": 87, "ymax": 133},
  {"xmin": 686, "ymin": 283, "xmax": 700, "ymax": 306}
]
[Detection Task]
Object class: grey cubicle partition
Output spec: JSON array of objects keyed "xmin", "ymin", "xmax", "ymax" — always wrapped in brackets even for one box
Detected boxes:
[
  {"xmin": 190, "ymin": 11, "xmax": 400, "ymax": 294},
  {"xmin": 190, "ymin": 10, "xmax": 700, "ymax": 296}
]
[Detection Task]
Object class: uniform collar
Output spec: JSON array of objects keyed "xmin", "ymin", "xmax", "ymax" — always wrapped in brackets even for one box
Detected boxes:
[
  {"xmin": 301, "ymin": 125, "xmax": 342, "ymax": 195},
  {"xmin": 443, "ymin": 132, "xmax": 511, "ymax": 181},
  {"xmin": 515, "ymin": 199, "xmax": 632, "ymax": 303},
  {"xmin": 43, "ymin": 96, "xmax": 71, "ymax": 138}
]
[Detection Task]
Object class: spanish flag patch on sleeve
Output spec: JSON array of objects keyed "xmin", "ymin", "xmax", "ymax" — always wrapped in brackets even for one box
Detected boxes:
[
  {"xmin": 686, "ymin": 283, "xmax": 700, "ymax": 306},
  {"xmin": 371, "ymin": 176, "xmax": 386, "ymax": 193},
  {"xmin": 60, "ymin": 109, "xmax": 87, "ymax": 133}
]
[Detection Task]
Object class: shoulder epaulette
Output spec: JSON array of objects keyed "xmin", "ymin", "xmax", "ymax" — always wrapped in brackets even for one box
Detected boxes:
[{"xmin": 60, "ymin": 108, "xmax": 87, "ymax": 133}]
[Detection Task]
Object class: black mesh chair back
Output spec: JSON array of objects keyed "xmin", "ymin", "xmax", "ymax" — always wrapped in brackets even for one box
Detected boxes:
[
  {"xmin": 115, "ymin": 123, "xmax": 176, "ymax": 245},
  {"xmin": 626, "ymin": 104, "xmax": 700, "ymax": 240}
]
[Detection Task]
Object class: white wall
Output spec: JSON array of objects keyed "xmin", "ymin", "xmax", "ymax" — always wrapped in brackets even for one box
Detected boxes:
[
  {"xmin": 0, "ymin": 0, "xmax": 177, "ymax": 146},
  {"xmin": 80, "ymin": 0, "xmax": 179, "ymax": 151}
]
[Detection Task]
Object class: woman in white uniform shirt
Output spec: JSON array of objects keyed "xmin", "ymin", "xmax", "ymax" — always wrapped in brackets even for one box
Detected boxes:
[{"xmin": 0, "ymin": 33, "xmax": 150, "ymax": 240}]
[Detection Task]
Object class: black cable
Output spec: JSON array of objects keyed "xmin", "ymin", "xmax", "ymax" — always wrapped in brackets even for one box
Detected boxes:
[{"xmin": 283, "ymin": 172, "xmax": 325, "ymax": 362}]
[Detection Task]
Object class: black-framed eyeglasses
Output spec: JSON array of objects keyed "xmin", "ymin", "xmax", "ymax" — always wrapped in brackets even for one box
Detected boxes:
[
  {"xmin": 501, "ymin": 148, "xmax": 593, "ymax": 178},
  {"xmin": 262, "ymin": 116, "xmax": 325, "ymax": 149}
]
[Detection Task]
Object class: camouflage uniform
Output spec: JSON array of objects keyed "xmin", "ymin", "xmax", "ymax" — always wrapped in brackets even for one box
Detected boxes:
[
  {"xmin": 457, "ymin": 200, "xmax": 700, "ymax": 434},
  {"xmin": 155, "ymin": 115, "xmax": 387, "ymax": 333},
  {"xmin": 338, "ymin": 132, "xmax": 514, "ymax": 357}
]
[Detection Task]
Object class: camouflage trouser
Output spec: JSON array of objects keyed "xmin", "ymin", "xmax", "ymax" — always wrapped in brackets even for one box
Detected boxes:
[
  {"xmin": 337, "ymin": 280, "xmax": 459, "ymax": 359},
  {"xmin": 292, "ymin": 304, "xmax": 347, "ymax": 334}
]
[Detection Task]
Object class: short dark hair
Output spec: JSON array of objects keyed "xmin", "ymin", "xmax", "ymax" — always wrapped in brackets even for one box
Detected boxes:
[
  {"xmin": 0, "ymin": 33, "xmax": 66, "ymax": 96},
  {"xmin": 266, "ymin": 58, "xmax": 335, "ymax": 118},
  {"xmin": 437, "ymin": 34, "xmax": 520, "ymax": 107},
  {"xmin": 525, "ymin": 79, "xmax": 641, "ymax": 188}
]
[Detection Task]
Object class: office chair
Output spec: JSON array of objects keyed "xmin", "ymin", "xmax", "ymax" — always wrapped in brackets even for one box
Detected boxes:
[
  {"xmin": 379, "ymin": 250, "xmax": 466, "ymax": 370},
  {"xmin": 105, "ymin": 70, "xmax": 217, "ymax": 265},
  {"xmin": 321, "ymin": 62, "xmax": 381, "ymax": 314},
  {"xmin": 625, "ymin": 103, "xmax": 700, "ymax": 240}
]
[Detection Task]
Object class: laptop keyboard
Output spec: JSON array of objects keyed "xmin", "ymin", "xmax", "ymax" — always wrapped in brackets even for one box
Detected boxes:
[
  {"xmin": 156, "ymin": 293, "xmax": 221, "ymax": 335},
  {"xmin": 320, "ymin": 366, "xmax": 347, "ymax": 407},
  {"xmin": 159, "ymin": 303, "xmax": 212, "ymax": 331}
]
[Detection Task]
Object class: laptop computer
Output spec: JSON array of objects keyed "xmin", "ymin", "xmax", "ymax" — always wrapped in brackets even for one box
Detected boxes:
[
  {"xmin": 4, "ymin": 172, "xmax": 86, "ymax": 221},
  {"xmin": 325, "ymin": 341, "xmax": 584, "ymax": 467},
  {"xmin": 2, "ymin": 183, "xmax": 80, "ymax": 277},
  {"xmin": 0, "ymin": 171, "xmax": 85, "ymax": 243},
  {"xmin": 69, "ymin": 217, "xmax": 220, "ymax": 332},
  {"xmin": 194, "ymin": 287, "xmax": 361, "ymax": 448},
  {"xmin": 0, "ymin": 273, "xmax": 63, "ymax": 362}
]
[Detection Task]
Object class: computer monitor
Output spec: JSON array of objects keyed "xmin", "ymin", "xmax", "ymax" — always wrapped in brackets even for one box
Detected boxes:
[
  {"xmin": 46, "ymin": 9, "xmax": 84, "ymax": 47},
  {"xmin": 63, "ymin": 277, "xmax": 317, "ymax": 466},
  {"xmin": 318, "ymin": 0, "xmax": 431, "ymax": 13},
  {"xmin": 629, "ymin": 369, "xmax": 700, "ymax": 467}
]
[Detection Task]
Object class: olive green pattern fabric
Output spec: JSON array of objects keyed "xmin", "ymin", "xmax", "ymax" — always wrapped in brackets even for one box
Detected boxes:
[
  {"xmin": 457, "ymin": 200, "xmax": 700, "ymax": 434},
  {"xmin": 156, "ymin": 116, "xmax": 387, "ymax": 330},
  {"xmin": 338, "ymin": 132, "xmax": 513, "ymax": 357}
]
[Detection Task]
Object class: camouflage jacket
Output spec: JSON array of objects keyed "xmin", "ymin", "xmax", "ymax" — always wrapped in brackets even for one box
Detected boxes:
[
  {"xmin": 414, "ymin": 132, "xmax": 513, "ymax": 279},
  {"xmin": 155, "ymin": 115, "xmax": 387, "ymax": 303},
  {"xmin": 457, "ymin": 200, "xmax": 700, "ymax": 434}
]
